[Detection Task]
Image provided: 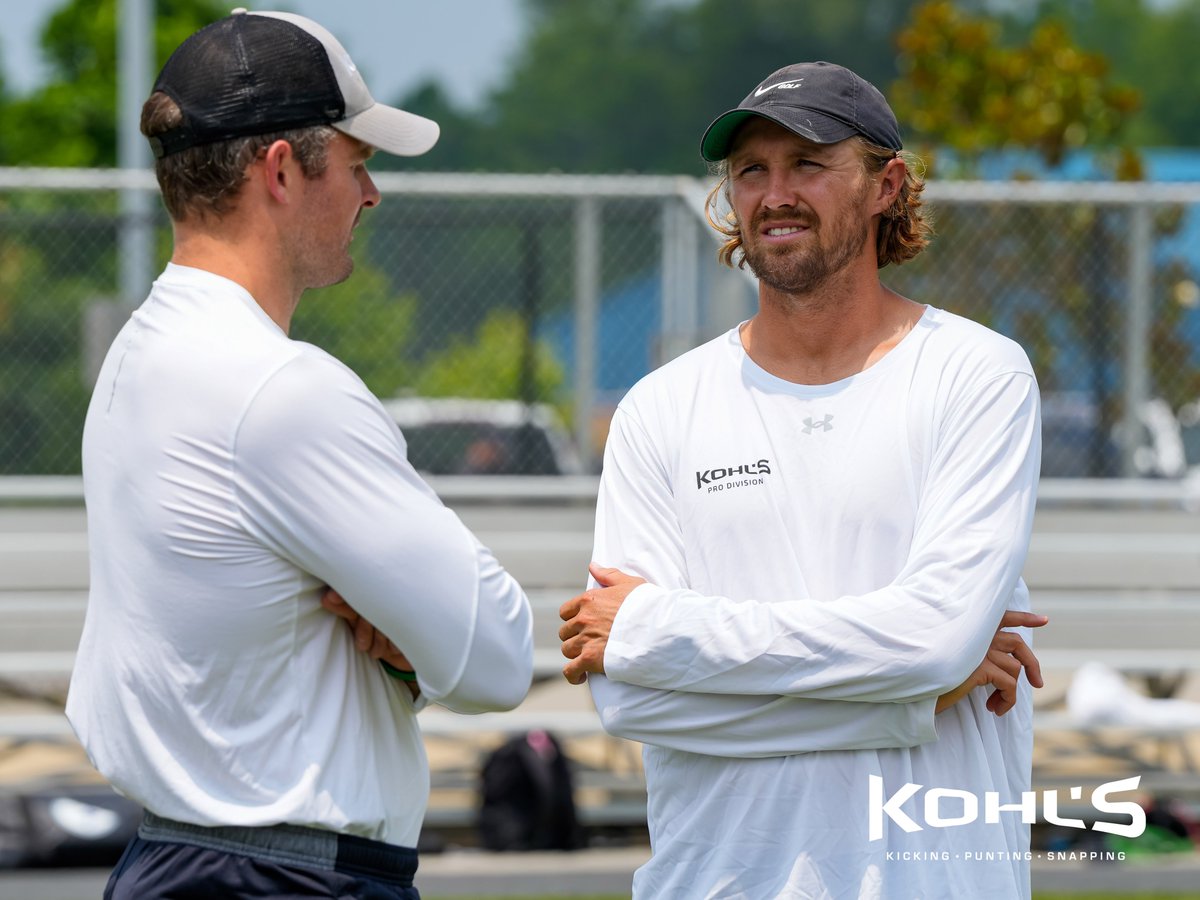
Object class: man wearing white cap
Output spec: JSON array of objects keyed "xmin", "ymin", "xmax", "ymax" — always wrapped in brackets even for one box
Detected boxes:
[{"xmin": 66, "ymin": 11, "xmax": 533, "ymax": 898}]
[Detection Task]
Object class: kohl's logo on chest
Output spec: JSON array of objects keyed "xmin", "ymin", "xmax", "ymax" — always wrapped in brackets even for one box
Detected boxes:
[{"xmin": 695, "ymin": 458, "xmax": 772, "ymax": 493}]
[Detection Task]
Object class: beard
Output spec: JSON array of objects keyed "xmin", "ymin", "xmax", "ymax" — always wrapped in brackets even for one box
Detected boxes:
[
  {"xmin": 291, "ymin": 226, "xmax": 357, "ymax": 291},
  {"xmin": 309, "ymin": 254, "xmax": 355, "ymax": 290},
  {"xmin": 740, "ymin": 198, "xmax": 871, "ymax": 297}
]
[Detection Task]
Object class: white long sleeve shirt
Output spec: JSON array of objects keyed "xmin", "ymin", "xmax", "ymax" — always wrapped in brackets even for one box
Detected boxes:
[
  {"xmin": 66, "ymin": 263, "xmax": 534, "ymax": 847},
  {"xmin": 589, "ymin": 308, "xmax": 1040, "ymax": 899}
]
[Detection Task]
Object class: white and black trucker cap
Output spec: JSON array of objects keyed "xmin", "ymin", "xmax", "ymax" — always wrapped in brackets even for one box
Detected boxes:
[{"xmin": 148, "ymin": 8, "xmax": 439, "ymax": 159}]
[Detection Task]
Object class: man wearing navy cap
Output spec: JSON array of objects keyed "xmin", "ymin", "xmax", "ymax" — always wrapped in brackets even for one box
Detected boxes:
[
  {"xmin": 560, "ymin": 62, "xmax": 1046, "ymax": 898},
  {"xmin": 67, "ymin": 11, "xmax": 533, "ymax": 898}
]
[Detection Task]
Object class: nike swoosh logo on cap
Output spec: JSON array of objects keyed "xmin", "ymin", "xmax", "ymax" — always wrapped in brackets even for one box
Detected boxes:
[{"xmin": 754, "ymin": 78, "xmax": 804, "ymax": 97}]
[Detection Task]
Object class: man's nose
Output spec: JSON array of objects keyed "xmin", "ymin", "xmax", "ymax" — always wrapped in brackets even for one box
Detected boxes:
[
  {"xmin": 360, "ymin": 169, "xmax": 381, "ymax": 208},
  {"xmin": 761, "ymin": 170, "xmax": 800, "ymax": 209}
]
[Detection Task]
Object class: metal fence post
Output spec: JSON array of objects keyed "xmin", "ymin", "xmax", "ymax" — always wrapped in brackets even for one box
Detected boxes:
[
  {"xmin": 660, "ymin": 198, "xmax": 700, "ymax": 366},
  {"xmin": 1121, "ymin": 203, "xmax": 1153, "ymax": 476},
  {"xmin": 573, "ymin": 197, "xmax": 600, "ymax": 471},
  {"xmin": 118, "ymin": 0, "xmax": 154, "ymax": 311}
]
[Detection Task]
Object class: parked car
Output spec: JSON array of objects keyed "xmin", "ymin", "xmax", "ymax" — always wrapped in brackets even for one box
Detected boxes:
[
  {"xmin": 1178, "ymin": 398, "xmax": 1200, "ymax": 477},
  {"xmin": 1040, "ymin": 391, "xmax": 1186, "ymax": 479},
  {"xmin": 1040, "ymin": 391, "xmax": 1117, "ymax": 478},
  {"xmin": 381, "ymin": 397, "xmax": 585, "ymax": 476},
  {"xmin": 1129, "ymin": 397, "xmax": 1188, "ymax": 478}
]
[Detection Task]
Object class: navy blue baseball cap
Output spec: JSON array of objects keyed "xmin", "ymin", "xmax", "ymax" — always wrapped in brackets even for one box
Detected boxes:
[{"xmin": 700, "ymin": 61, "xmax": 902, "ymax": 161}]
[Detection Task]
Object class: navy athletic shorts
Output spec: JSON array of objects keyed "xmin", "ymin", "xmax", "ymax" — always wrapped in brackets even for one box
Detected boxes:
[{"xmin": 103, "ymin": 812, "xmax": 421, "ymax": 899}]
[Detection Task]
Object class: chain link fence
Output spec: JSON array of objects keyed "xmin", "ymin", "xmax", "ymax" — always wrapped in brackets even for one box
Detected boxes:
[
  {"xmin": 891, "ymin": 182, "xmax": 1200, "ymax": 482},
  {"xmin": 1, "ymin": 169, "xmax": 1198, "ymax": 481}
]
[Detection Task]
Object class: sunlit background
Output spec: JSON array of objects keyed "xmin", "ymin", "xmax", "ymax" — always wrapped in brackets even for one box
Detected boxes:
[{"xmin": 1, "ymin": 2, "xmax": 1199, "ymax": 898}]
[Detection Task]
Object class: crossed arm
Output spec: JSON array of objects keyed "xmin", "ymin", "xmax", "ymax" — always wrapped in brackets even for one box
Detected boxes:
[
  {"xmin": 558, "ymin": 372, "xmax": 1043, "ymax": 755},
  {"xmin": 561, "ymin": 562, "xmax": 1046, "ymax": 715},
  {"xmin": 236, "ymin": 353, "xmax": 534, "ymax": 714},
  {"xmin": 322, "ymin": 588, "xmax": 421, "ymax": 699}
]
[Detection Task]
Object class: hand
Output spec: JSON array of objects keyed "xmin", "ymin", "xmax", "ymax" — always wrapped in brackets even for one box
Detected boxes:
[
  {"xmin": 936, "ymin": 610, "xmax": 1048, "ymax": 716},
  {"xmin": 558, "ymin": 563, "xmax": 647, "ymax": 685},
  {"xmin": 321, "ymin": 588, "xmax": 419, "ymax": 699}
]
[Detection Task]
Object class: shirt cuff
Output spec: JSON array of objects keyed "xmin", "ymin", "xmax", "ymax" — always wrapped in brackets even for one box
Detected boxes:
[
  {"xmin": 913, "ymin": 697, "xmax": 939, "ymax": 744},
  {"xmin": 408, "ymin": 685, "xmax": 430, "ymax": 713},
  {"xmin": 603, "ymin": 581, "xmax": 670, "ymax": 683}
]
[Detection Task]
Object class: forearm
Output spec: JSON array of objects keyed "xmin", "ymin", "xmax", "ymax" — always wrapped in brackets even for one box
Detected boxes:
[
  {"xmin": 589, "ymin": 675, "xmax": 937, "ymax": 758},
  {"xmin": 425, "ymin": 535, "xmax": 534, "ymax": 714},
  {"xmin": 318, "ymin": 511, "xmax": 533, "ymax": 712},
  {"xmin": 236, "ymin": 356, "xmax": 534, "ymax": 713},
  {"xmin": 603, "ymin": 574, "xmax": 1025, "ymax": 703}
]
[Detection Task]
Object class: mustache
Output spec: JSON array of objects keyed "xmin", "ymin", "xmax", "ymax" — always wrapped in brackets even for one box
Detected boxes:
[{"xmin": 750, "ymin": 208, "xmax": 816, "ymax": 231}]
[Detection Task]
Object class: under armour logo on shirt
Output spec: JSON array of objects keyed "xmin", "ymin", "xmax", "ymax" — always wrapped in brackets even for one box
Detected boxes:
[{"xmin": 803, "ymin": 415, "xmax": 834, "ymax": 434}]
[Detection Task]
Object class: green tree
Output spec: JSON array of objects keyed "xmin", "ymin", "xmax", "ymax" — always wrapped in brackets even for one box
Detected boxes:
[
  {"xmin": 0, "ymin": 0, "xmax": 226, "ymax": 166},
  {"xmin": 999, "ymin": 0, "xmax": 1200, "ymax": 148},
  {"xmin": 414, "ymin": 309, "xmax": 565, "ymax": 406},
  {"xmin": 892, "ymin": 0, "xmax": 1139, "ymax": 176},
  {"xmin": 11, "ymin": 0, "xmax": 1200, "ymax": 170},
  {"xmin": 0, "ymin": 0, "xmax": 425, "ymax": 473},
  {"xmin": 418, "ymin": 0, "xmax": 922, "ymax": 175},
  {"xmin": 0, "ymin": 209, "xmax": 116, "ymax": 473},
  {"xmin": 1085, "ymin": 0, "xmax": 1200, "ymax": 147},
  {"xmin": 289, "ymin": 256, "xmax": 419, "ymax": 401},
  {"xmin": 887, "ymin": 1, "xmax": 1197, "ymax": 476}
]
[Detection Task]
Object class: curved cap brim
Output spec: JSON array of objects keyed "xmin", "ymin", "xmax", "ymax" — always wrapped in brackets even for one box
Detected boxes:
[
  {"xmin": 335, "ymin": 102, "xmax": 440, "ymax": 157},
  {"xmin": 700, "ymin": 108, "xmax": 859, "ymax": 162}
]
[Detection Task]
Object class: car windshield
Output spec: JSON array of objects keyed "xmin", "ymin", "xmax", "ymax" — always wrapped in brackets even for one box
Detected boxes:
[
  {"xmin": 1182, "ymin": 420, "xmax": 1200, "ymax": 469},
  {"xmin": 400, "ymin": 422, "xmax": 562, "ymax": 475}
]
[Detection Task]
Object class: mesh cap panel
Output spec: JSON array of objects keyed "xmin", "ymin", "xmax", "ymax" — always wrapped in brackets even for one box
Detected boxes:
[{"xmin": 151, "ymin": 15, "xmax": 344, "ymax": 157}]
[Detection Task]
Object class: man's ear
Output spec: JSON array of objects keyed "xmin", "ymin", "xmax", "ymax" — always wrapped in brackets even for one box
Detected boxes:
[
  {"xmin": 873, "ymin": 157, "xmax": 905, "ymax": 216},
  {"xmin": 261, "ymin": 139, "xmax": 298, "ymax": 206}
]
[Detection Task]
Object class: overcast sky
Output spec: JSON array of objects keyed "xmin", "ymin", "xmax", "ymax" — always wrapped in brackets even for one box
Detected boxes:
[{"xmin": 1, "ymin": 0, "xmax": 526, "ymax": 108}]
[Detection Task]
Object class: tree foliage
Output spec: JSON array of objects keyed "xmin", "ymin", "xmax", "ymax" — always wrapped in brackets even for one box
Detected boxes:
[
  {"xmin": 997, "ymin": 0, "xmax": 1200, "ymax": 149},
  {"xmin": 0, "ymin": 200, "xmax": 118, "ymax": 472},
  {"xmin": 413, "ymin": 309, "xmax": 565, "ymax": 404},
  {"xmin": 8, "ymin": 0, "xmax": 1200, "ymax": 171},
  {"xmin": 387, "ymin": 0, "xmax": 922, "ymax": 174},
  {"xmin": 381, "ymin": 0, "xmax": 1200, "ymax": 175},
  {"xmin": 887, "ymin": 2, "xmax": 1196, "ymax": 477},
  {"xmin": 289, "ymin": 256, "xmax": 418, "ymax": 401},
  {"xmin": 892, "ymin": 0, "xmax": 1140, "ymax": 176},
  {"xmin": 0, "ymin": 0, "xmax": 226, "ymax": 166}
]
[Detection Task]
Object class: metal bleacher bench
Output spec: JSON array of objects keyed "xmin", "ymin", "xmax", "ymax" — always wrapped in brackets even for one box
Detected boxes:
[{"xmin": 2, "ymin": 647, "xmax": 1198, "ymax": 738}]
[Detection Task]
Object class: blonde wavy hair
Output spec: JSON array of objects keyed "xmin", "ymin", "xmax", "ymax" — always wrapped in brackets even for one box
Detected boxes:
[{"xmin": 705, "ymin": 138, "xmax": 933, "ymax": 270}]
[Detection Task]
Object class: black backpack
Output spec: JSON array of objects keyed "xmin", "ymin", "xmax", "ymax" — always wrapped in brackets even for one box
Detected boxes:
[{"xmin": 477, "ymin": 730, "xmax": 584, "ymax": 851}]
